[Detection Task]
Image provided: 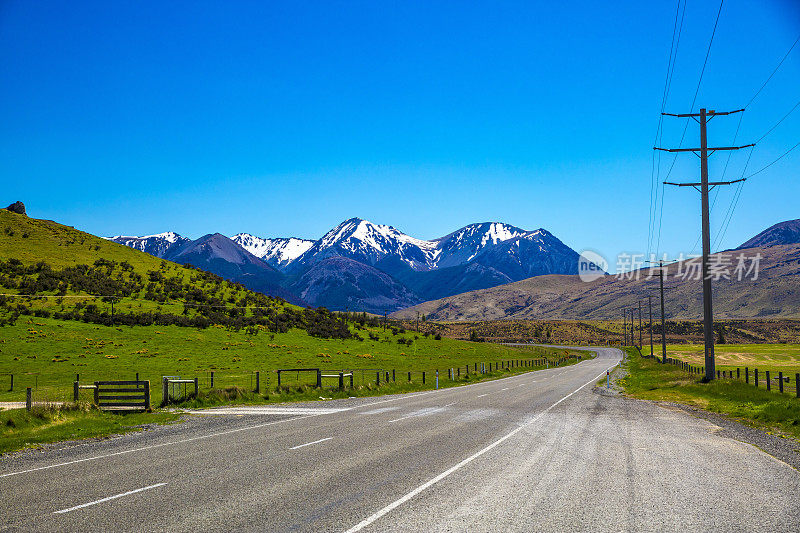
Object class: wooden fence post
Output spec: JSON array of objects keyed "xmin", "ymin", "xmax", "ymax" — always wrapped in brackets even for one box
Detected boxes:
[
  {"xmin": 9, "ymin": 374, "xmax": 12, "ymax": 392},
  {"xmin": 277, "ymin": 371, "xmax": 281, "ymax": 388},
  {"xmin": 26, "ymin": 387, "xmax": 32, "ymax": 411},
  {"xmin": 796, "ymin": 373, "xmax": 799, "ymax": 399},
  {"xmin": 210, "ymin": 371, "xmax": 215, "ymax": 389},
  {"xmin": 350, "ymin": 373, "xmax": 354, "ymax": 388},
  {"xmin": 779, "ymin": 372, "xmax": 784, "ymax": 394},
  {"xmin": 93, "ymin": 381, "xmax": 99, "ymax": 405},
  {"xmin": 376, "ymin": 372, "xmax": 380, "ymax": 386},
  {"xmin": 194, "ymin": 377, "xmax": 199, "ymax": 397},
  {"xmin": 448, "ymin": 368, "xmax": 452, "ymax": 380},
  {"xmin": 255, "ymin": 371, "xmax": 260, "ymax": 393},
  {"xmin": 766, "ymin": 371, "xmax": 771, "ymax": 391},
  {"xmin": 745, "ymin": 367, "xmax": 749, "ymax": 384},
  {"xmin": 316, "ymin": 370, "xmax": 322, "ymax": 388},
  {"xmin": 392, "ymin": 369, "xmax": 396, "ymax": 382},
  {"xmin": 339, "ymin": 372, "xmax": 344, "ymax": 391},
  {"xmin": 422, "ymin": 371, "xmax": 426, "ymax": 384},
  {"xmin": 144, "ymin": 380, "xmax": 151, "ymax": 411},
  {"xmin": 737, "ymin": 368, "xmax": 740, "ymax": 380},
  {"xmin": 162, "ymin": 377, "xmax": 169, "ymax": 405},
  {"xmin": 73, "ymin": 381, "xmax": 79, "ymax": 402},
  {"xmin": 755, "ymin": 369, "xmax": 759, "ymax": 388}
]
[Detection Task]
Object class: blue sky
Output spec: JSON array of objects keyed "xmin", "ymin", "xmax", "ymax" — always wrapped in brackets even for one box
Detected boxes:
[{"xmin": 1, "ymin": 0, "xmax": 798, "ymax": 270}]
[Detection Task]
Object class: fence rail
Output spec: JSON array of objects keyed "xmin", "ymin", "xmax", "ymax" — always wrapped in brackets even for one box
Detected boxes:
[{"xmin": 649, "ymin": 352, "xmax": 799, "ymax": 398}]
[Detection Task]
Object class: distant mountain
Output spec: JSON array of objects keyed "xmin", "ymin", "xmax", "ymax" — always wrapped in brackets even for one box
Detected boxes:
[
  {"xmin": 108, "ymin": 232, "xmax": 189, "ymax": 258},
  {"xmin": 111, "ymin": 218, "xmax": 588, "ymax": 312},
  {"xmin": 738, "ymin": 219, "xmax": 800, "ymax": 249},
  {"xmin": 289, "ymin": 218, "xmax": 438, "ymax": 273},
  {"xmin": 288, "ymin": 256, "xmax": 420, "ymax": 313},
  {"xmin": 164, "ymin": 233, "xmax": 302, "ymax": 304},
  {"xmin": 231, "ymin": 233, "xmax": 314, "ymax": 270},
  {"xmin": 393, "ymin": 243, "xmax": 800, "ymax": 321},
  {"xmin": 433, "ymin": 222, "xmax": 530, "ymax": 268}
]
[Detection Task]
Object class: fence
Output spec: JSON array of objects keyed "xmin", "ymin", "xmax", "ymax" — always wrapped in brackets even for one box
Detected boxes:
[
  {"xmin": 652, "ymin": 352, "xmax": 799, "ymax": 398},
  {"xmin": 4, "ymin": 353, "xmax": 586, "ymax": 408}
]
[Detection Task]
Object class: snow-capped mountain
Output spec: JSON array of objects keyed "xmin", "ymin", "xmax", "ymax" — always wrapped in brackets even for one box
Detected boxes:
[
  {"xmin": 434, "ymin": 222, "xmax": 537, "ymax": 268},
  {"xmin": 108, "ymin": 218, "xmax": 587, "ymax": 313},
  {"xmin": 231, "ymin": 233, "xmax": 314, "ymax": 270},
  {"xmin": 290, "ymin": 218, "xmax": 439, "ymax": 273},
  {"xmin": 108, "ymin": 232, "xmax": 189, "ymax": 258}
]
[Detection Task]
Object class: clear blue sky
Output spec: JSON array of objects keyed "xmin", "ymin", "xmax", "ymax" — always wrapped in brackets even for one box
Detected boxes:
[{"xmin": 1, "ymin": 0, "xmax": 798, "ymax": 269}]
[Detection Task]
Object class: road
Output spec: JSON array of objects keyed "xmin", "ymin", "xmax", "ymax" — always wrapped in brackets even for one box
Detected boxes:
[{"xmin": 2, "ymin": 347, "xmax": 799, "ymax": 532}]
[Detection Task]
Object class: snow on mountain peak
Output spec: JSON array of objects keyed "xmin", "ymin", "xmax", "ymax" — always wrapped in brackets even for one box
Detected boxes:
[{"xmin": 231, "ymin": 233, "xmax": 314, "ymax": 269}]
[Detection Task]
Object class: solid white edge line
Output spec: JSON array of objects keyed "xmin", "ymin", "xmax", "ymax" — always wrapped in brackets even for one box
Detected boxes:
[
  {"xmin": 53, "ymin": 483, "xmax": 167, "ymax": 514},
  {"xmin": 343, "ymin": 361, "xmax": 619, "ymax": 533},
  {"xmin": 1, "ymin": 349, "xmax": 609, "ymax": 479},
  {"xmin": 0, "ymin": 389, "xmax": 441, "ymax": 479},
  {"xmin": 387, "ymin": 402, "xmax": 457, "ymax": 424},
  {"xmin": 289, "ymin": 437, "xmax": 333, "ymax": 450}
]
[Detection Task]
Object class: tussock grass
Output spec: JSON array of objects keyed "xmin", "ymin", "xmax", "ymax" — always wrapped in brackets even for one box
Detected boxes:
[
  {"xmin": 621, "ymin": 349, "xmax": 800, "ymax": 440},
  {"xmin": 0, "ymin": 404, "xmax": 179, "ymax": 455}
]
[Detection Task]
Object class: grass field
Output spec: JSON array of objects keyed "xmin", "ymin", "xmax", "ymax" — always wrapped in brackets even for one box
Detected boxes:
[
  {"xmin": 621, "ymin": 348, "xmax": 800, "ymax": 440},
  {"xmin": 0, "ymin": 405, "xmax": 180, "ymax": 455},
  {"xmin": 666, "ymin": 343, "xmax": 800, "ymax": 377},
  {"xmin": 0, "ymin": 316, "xmax": 588, "ymax": 406}
]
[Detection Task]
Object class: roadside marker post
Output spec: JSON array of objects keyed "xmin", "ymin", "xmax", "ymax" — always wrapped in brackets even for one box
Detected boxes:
[
  {"xmin": 436, "ymin": 370, "xmax": 439, "ymax": 390},
  {"xmin": 606, "ymin": 371, "xmax": 610, "ymax": 390}
]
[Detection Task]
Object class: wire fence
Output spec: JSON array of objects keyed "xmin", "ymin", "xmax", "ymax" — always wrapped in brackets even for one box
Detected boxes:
[
  {"xmin": 647, "ymin": 353, "xmax": 800, "ymax": 398},
  {"xmin": 1, "ymin": 354, "xmax": 586, "ymax": 408}
]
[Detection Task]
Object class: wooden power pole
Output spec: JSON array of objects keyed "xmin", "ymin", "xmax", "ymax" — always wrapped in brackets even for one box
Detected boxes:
[{"xmin": 656, "ymin": 108, "xmax": 753, "ymax": 380}]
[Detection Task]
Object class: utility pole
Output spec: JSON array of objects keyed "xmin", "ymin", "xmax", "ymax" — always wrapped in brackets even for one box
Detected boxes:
[
  {"xmin": 648, "ymin": 295, "xmax": 654, "ymax": 357},
  {"xmin": 656, "ymin": 108, "xmax": 753, "ymax": 381},
  {"xmin": 623, "ymin": 310, "xmax": 627, "ymax": 346},
  {"xmin": 646, "ymin": 260, "xmax": 669, "ymax": 363},
  {"xmin": 638, "ymin": 301, "xmax": 642, "ymax": 348}
]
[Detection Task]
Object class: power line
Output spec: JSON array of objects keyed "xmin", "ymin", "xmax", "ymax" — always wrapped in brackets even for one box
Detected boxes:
[
  {"xmin": 648, "ymin": 0, "xmax": 686, "ymax": 258},
  {"xmin": 744, "ymin": 34, "xmax": 800, "ymax": 109},
  {"xmin": 694, "ymin": 32, "xmax": 799, "ymax": 253},
  {"xmin": 745, "ymin": 140, "xmax": 800, "ymax": 180}
]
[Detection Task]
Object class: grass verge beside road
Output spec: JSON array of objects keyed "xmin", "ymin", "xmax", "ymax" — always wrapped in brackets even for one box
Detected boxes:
[
  {"xmin": 621, "ymin": 348, "xmax": 800, "ymax": 440},
  {"xmin": 0, "ymin": 405, "xmax": 180, "ymax": 455}
]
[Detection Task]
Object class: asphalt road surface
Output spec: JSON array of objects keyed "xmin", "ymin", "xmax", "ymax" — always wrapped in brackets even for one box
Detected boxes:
[{"xmin": 2, "ymin": 347, "xmax": 799, "ymax": 532}]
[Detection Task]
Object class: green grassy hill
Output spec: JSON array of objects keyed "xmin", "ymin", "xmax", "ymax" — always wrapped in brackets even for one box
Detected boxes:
[
  {"xmin": 0, "ymin": 209, "xmax": 306, "ymax": 329},
  {"xmin": 0, "ymin": 209, "xmax": 589, "ymax": 405}
]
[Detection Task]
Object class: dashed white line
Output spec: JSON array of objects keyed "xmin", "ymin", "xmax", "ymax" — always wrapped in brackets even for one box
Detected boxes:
[
  {"xmin": 53, "ymin": 483, "xmax": 166, "ymax": 514},
  {"xmin": 476, "ymin": 394, "xmax": 488, "ymax": 398},
  {"xmin": 388, "ymin": 402, "xmax": 457, "ymax": 423},
  {"xmin": 289, "ymin": 437, "xmax": 333, "ymax": 450},
  {"xmin": 343, "ymin": 363, "xmax": 619, "ymax": 532}
]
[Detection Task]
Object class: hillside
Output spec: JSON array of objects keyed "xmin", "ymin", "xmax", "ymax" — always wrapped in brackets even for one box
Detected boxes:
[
  {"xmin": 738, "ymin": 219, "xmax": 800, "ymax": 249},
  {"xmin": 393, "ymin": 243, "xmax": 800, "ymax": 320},
  {"xmin": 0, "ymin": 209, "xmax": 347, "ymax": 336},
  {"xmin": 114, "ymin": 218, "xmax": 588, "ymax": 313}
]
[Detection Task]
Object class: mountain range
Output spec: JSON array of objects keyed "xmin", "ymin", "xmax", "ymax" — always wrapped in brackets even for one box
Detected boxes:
[
  {"xmin": 393, "ymin": 219, "xmax": 800, "ymax": 321},
  {"xmin": 109, "ymin": 219, "xmax": 587, "ymax": 313}
]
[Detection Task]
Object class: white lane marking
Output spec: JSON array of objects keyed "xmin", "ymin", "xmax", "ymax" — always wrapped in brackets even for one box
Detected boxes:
[
  {"xmin": 0, "ymin": 390, "xmax": 439, "ymax": 479},
  {"xmin": 476, "ymin": 394, "xmax": 488, "ymax": 398},
  {"xmin": 289, "ymin": 437, "xmax": 332, "ymax": 450},
  {"xmin": 360, "ymin": 407, "xmax": 400, "ymax": 415},
  {"xmin": 53, "ymin": 483, "xmax": 166, "ymax": 514},
  {"xmin": 186, "ymin": 407, "xmax": 347, "ymax": 416},
  {"xmin": 1, "ymin": 351, "xmax": 619, "ymax": 479},
  {"xmin": 500, "ymin": 388, "xmax": 509, "ymax": 391},
  {"xmin": 344, "ymin": 362, "xmax": 619, "ymax": 533},
  {"xmin": 388, "ymin": 402, "xmax": 457, "ymax": 423}
]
